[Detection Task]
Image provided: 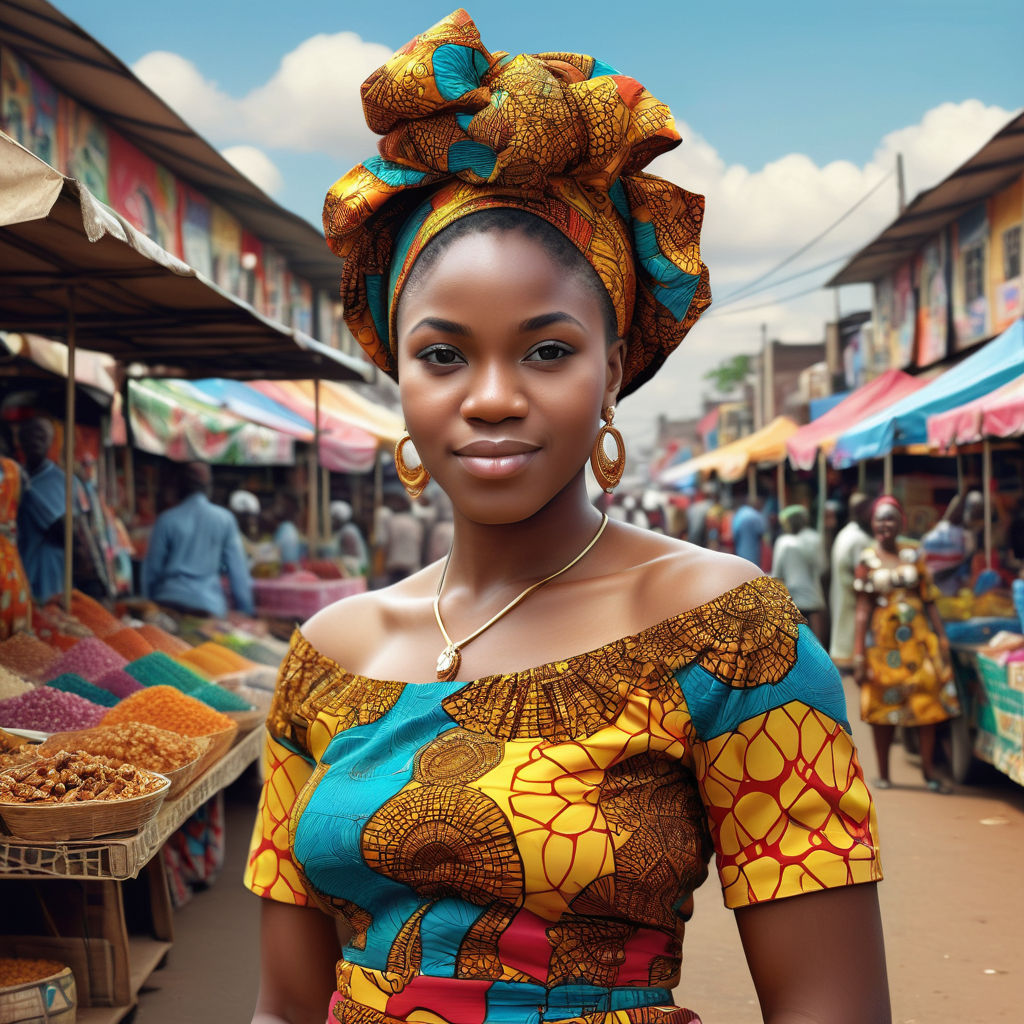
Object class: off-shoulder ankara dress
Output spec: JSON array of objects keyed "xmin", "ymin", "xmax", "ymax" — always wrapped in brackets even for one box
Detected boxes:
[{"xmin": 245, "ymin": 576, "xmax": 881, "ymax": 1024}]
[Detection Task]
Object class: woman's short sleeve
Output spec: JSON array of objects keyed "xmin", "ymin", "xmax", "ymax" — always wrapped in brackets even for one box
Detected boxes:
[
  {"xmin": 244, "ymin": 630, "xmax": 326, "ymax": 905},
  {"xmin": 674, "ymin": 580, "xmax": 882, "ymax": 909}
]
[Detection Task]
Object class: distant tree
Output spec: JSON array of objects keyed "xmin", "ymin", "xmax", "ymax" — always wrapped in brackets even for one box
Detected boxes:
[{"xmin": 704, "ymin": 354, "xmax": 751, "ymax": 394}]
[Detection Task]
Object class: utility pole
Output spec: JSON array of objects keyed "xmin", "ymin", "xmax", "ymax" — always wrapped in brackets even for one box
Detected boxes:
[
  {"xmin": 896, "ymin": 153, "xmax": 907, "ymax": 214},
  {"xmin": 761, "ymin": 323, "xmax": 774, "ymax": 424}
]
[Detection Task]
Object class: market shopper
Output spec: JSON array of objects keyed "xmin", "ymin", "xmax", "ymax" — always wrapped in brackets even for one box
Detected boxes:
[
  {"xmin": 920, "ymin": 493, "xmax": 973, "ymax": 596},
  {"xmin": 245, "ymin": 13, "xmax": 888, "ymax": 1024},
  {"xmin": 731, "ymin": 494, "xmax": 766, "ymax": 567},
  {"xmin": 141, "ymin": 461, "xmax": 254, "ymax": 617},
  {"xmin": 771, "ymin": 504, "xmax": 826, "ymax": 638},
  {"xmin": 328, "ymin": 500, "xmax": 370, "ymax": 577},
  {"xmin": 853, "ymin": 496, "xmax": 961, "ymax": 792},
  {"xmin": 0, "ymin": 426, "xmax": 31, "ymax": 639},
  {"xmin": 830, "ymin": 491, "xmax": 873, "ymax": 666}
]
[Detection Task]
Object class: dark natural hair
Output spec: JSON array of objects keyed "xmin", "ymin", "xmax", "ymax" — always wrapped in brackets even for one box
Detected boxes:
[{"xmin": 401, "ymin": 207, "xmax": 620, "ymax": 345}]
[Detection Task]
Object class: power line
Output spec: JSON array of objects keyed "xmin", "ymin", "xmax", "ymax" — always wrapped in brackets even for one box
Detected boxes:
[
  {"xmin": 710, "ymin": 252, "xmax": 851, "ymax": 311},
  {"xmin": 716, "ymin": 170, "xmax": 894, "ymax": 305},
  {"xmin": 703, "ymin": 282, "xmax": 826, "ymax": 318}
]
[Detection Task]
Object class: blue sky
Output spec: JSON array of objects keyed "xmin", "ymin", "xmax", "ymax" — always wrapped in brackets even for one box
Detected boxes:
[{"xmin": 60, "ymin": 1, "xmax": 1022, "ymax": 429}]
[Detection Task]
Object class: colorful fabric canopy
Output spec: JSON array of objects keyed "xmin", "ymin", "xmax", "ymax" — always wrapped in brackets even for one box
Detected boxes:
[
  {"xmin": 833, "ymin": 319, "xmax": 1024, "ymax": 465},
  {"xmin": 928, "ymin": 371, "xmax": 1024, "ymax": 447},
  {"xmin": 786, "ymin": 369, "xmax": 927, "ymax": 471},
  {"xmin": 660, "ymin": 416, "xmax": 797, "ymax": 485}
]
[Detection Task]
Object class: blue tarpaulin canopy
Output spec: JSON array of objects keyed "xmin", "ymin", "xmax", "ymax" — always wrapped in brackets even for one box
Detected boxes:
[
  {"xmin": 832, "ymin": 319, "xmax": 1024, "ymax": 465},
  {"xmin": 189, "ymin": 378, "xmax": 316, "ymax": 439}
]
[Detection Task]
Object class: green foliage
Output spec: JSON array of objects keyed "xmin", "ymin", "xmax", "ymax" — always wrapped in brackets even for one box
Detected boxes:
[{"xmin": 703, "ymin": 354, "xmax": 751, "ymax": 393}]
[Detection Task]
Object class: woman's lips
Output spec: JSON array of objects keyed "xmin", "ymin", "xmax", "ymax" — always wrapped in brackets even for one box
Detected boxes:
[{"xmin": 453, "ymin": 441, "xmax": 540, "ymax": 479}]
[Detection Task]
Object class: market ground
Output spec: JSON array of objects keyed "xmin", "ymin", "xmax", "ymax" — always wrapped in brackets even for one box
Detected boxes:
[{"xmin": 133, "ymin": 677, "xmax": 1024, "ymax": 1024}]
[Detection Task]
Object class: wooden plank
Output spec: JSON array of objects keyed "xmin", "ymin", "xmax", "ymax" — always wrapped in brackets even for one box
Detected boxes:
[{"xmin": 128, "ymin": 937, "xmax": 172, "ymax": 995}]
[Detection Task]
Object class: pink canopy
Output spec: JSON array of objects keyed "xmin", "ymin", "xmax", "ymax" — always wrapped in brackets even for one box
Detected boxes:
[
  {"xmin": 927, "ymin": 372, "xmax": 1024, "ymax": 448},
  {"xmin": 786, "ymin": 369, "xmax": 926, "ymax": 470}
]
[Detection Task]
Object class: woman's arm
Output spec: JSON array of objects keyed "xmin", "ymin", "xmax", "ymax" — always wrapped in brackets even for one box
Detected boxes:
[
  {"xmin": 736, "ymin": 883, "xmax": 891, "ymax": 1024},
  {"xmin": 251, "ymin": 900, "xmax": 344, "ymax": 1024}
]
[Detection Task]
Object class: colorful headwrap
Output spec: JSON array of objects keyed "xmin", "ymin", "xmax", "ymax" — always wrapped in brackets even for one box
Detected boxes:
[
  {"xmin": 872, "ymin": 495, "xmax": 905, "ymax": 522},
  {"xmin": 323, "ymin": 9, "xmax": 711, "ymax": 397}
]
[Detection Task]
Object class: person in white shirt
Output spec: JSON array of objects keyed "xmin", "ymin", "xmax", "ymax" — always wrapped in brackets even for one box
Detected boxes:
[
  {"xmin": 772, "ymin": 504, "xmax": 825, "ymax": 640},
  {"xmin": 829, "ymin": 493, "xmax": 873, "ymax": 666}
]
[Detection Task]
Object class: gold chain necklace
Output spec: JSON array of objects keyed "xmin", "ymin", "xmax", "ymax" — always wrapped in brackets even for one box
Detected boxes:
[{"xmin": 432, "ymin": 513, "xmax": 609, "ymax": 681}]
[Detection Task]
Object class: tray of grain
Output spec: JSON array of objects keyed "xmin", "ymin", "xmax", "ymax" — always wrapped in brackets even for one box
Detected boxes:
[
  {"xmin": 0, "ymin": 751, "xmax": 169, "ymax": 842},
  {"xmin": 0, "ymin": 959, "xmax": 76, "ymax": 1024}
]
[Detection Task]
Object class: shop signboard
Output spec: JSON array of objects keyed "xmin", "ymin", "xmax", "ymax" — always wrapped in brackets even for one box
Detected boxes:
[
  {"xmin": 211, "ymin": 204, "xmax": 243, "ymax": 296},
  {"xmin": 107, "ymin": 131, "xmax": 181, "ymax": 257},
  {"xmin": 952, "ymin": 203, "xmax": 991, "ymax": 350},
  {"xmin": 915, "ymin": 232, "xmax": 950, "ymax": 367},
  {"xmin": 0, "ymin": 46, "xmax": 58, "ymax": 167},
  {"xmin": 57, "ymin": 95, "xmax": 110, "ymax": 202},
  {"xmin": 180, "ymin": 185, "xmax": 214, "ymax": 278},
  {"xmin": 989, "ymin": 176, "xmax": 1023, "ymax": 333}
]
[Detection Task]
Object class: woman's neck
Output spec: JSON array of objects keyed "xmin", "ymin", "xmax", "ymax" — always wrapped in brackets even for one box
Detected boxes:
[{"xmin": 443, "ymin": 473, "xmax": 605, "ymax": 599}]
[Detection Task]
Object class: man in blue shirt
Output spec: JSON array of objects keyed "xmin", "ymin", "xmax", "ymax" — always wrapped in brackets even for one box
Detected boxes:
[
  {"xmin": 141, "ymin": 462, "xmax": 254, "ymax": 617},
  {"xmin": 732, "ymin": 495, "xmax": 767, "ymax": 567},
  {"xmin": 16, "ymin": 417, "xmax": 66, "ymax": 602}
]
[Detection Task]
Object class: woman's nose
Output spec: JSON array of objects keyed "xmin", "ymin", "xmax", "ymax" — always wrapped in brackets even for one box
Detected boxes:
[{"xmin": 460, "ymin": 362, "xmax": 528, "ymax": 422}]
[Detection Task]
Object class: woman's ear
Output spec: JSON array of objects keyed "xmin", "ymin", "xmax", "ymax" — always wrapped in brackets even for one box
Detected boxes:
[{"xmin": 605, "ymin": 338, "xmax": 626, "ymax": 405}]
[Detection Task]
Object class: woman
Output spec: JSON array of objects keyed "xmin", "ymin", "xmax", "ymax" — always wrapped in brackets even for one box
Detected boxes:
[
  {"xmin": 0, "ymin": 427, "xmax": 31, "ymax": 639},
  {"xmin": 853, "ymin": 496, "xmax": 960, "ymax": 792},
  {"xmin": 247, "ymin": 13, "xmax": 888, "ymax": 1024}
]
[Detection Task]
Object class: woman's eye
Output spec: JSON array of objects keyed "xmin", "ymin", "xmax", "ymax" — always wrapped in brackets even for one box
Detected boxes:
[
  {"xmin": 418, "ymin": 345, "xmax": 465, "ymax": 366},
  {"xmin": 525, "ymin": 342, "xmax": 573, "ymax": 362}
]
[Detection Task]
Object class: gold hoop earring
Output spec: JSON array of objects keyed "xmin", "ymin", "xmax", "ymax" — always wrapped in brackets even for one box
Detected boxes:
[
  {"xmin": 591, "ymin": 406, "xmax": 625, "ymax": 493},
  {"xmin": 394, "ymin": 434, "xmax": 430, "ymax": 499}
]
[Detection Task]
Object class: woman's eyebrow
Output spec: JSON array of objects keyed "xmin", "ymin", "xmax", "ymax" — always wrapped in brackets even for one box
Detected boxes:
[
  {"xmin": 408, "ymin": 316, "xmax": 470, "ymax": 336},
  {"xmin": 519, "ymin": 311, "xmax": 585, "ymax": 332}
]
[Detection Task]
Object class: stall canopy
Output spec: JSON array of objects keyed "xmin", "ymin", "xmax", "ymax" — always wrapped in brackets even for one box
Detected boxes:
[
  {"xmin": 660, "ymin": 416, "xmax": 797, "ymax": 485},
  {"xmin": 189, "ymin": 379, "xmax": 323, "ymax": 439},
  {"xmin": 928, "ymin": 369, "xmax": 1024, "ymax": 447},
  {"xmin": 0, "ymin": 131, "xmax": 369, "ymax": 382},
  {"xmin": 786, "ymin": 369, "xmax": 927, "ymax": 470},
  {"xmin": 832, "ymin": 320, "xmax": 1024, "ymax": 465}
]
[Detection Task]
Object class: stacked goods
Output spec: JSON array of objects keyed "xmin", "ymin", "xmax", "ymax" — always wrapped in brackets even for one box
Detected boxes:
[
  {"xmin": 68, "ymin": 591, "xmax": 122, "ymax": 637},
  {"xmin": 176, "ymin": 642, "xmax": 259, "ymax": 679},
  {"xmin": 94, "ymin": 668, "xmax": 144, "ymax": 699},
  {"xmin": 136, "ymin": 623, "xmax": 192, "ymax": 655},
  {"xmin": 101, "ymin": 686, "xmax": 234, "ymax": 737},
  {"xmin": 126, "ymin": 652, "xmax": 253, "ymax": 712},
  {"xmin": 40, "ymin": 723, "xmax": 203, "ymax": 774},
  {"xmin": 46, "ymin": 674, "xmax": 120, "ymax": 708},
  {"xmin": 45, "ymin": 638, "xmax": 127, "ymax": 684},
  {"xmin": 0, "ymin": 635, "xmax": 58, "ymax": 683},
  {"xmin": 103, "ymin": 627, "xmax": 155, "ymax": 661},
  {"xmin": 32, "ymin": 604, "xmax": 92, "ymax": 651},
  {"xmin": 0, "ymin": 750, "xmax": 165, "ymax": 803},
  {"xmin": 0, "ymin": 665, "xmax": 33, "ymax": 700},
  {"xmin": 0, "ymin": 688, "xmax": 107, "ymax": 732}
]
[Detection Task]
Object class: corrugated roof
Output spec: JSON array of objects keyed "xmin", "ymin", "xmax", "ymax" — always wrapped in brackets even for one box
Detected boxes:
[
  {"xmin": 0, "ymin": 0, "xmax": 344, "ymax": 293},
  {"xmin": 828, "ymin": 110, "xmax": 1024, "ymax": 287}
]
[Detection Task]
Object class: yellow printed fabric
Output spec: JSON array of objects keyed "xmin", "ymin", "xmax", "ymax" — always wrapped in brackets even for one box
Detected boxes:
[
  {"xmin": 245, "ymin": 577, "xmax": 881, "ymax": 1024},
  {"xmin": 853, "ymin": 544, "xmax": 961, "ymax": 727},
  {"xmin": 322, "ymin": 9, "xmax": 711, "ymax": 398}
]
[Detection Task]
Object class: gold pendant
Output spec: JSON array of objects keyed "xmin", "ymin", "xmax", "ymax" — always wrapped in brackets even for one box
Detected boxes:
[{"xmin": 435, "ymin": 644, "xmax": 462, "ymax": 682}]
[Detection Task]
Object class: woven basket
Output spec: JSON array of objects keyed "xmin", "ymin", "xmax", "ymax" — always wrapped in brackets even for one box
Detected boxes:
[
  {"xmin": 37, "ymin": 729, "xmax": 207, "ymax": 800},
  {"xmin": 193, "ymin": 725, "xmax": 237, "ymax": 778},
  {"xmin": 0, "ymin": 965, "xmax": 76, "ymax": 1023},
  {"xmin": 0, "ymin": 772, "xmax": 170, "ymax": 842}
]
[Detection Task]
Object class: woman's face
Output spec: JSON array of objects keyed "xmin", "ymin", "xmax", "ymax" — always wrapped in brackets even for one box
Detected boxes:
[
  {"xmin": 872, "ymin": 504, "xmax": 901, "ymax": 544},
  {"xmin": 395, "ymin": 228, "xmax": 623, "ymax": 525}
]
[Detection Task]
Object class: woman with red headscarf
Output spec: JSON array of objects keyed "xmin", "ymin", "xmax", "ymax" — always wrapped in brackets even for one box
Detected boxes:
[{"xmin": 853, "ymin": 496, "xmax": 961, "ymax": 792}]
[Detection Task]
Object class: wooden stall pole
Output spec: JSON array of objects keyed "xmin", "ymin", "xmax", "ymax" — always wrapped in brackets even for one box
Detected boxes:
[
  {"xmin": 983, "ymin": 439, "xmax": 993, "ymax": 569},
  {"xmin": 956, "ymin": 450, "xmax": 964, "ymax": 493},
  {"xmin": 321, "ymin": 464, "xmax": 331, "ymax": 555},
  {"xmin": 63, "ymin": 293, "xmax": 76, "ymax": 612},
  {"xmin": 747, "ymin": 465, "xmax": 757, "ymax": 501},
  {"xmin": 776, "ymin": 461, "xmax": 787, "ymax": 508},
  {"xmin": 883, "ymin": 451, "xmax": 894, "ymax": 496},
  {"xmin": 817, "ymin": 449, "xmax": 828, "ymax": 535},
  {"xmin": 308, "ymin": 378, "xmax": 322, "ymax": 552},
  {"xmin": 857, "ymin": 459, "xmax": 867, "ymax": 491},
  {"xmin": 121, "ymin": 379, "xmax": 137, "ymax": 518}
]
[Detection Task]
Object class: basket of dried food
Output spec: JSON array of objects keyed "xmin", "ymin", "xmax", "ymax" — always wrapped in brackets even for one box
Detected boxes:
[
  {"xmin": 0, "ymin": 750, "xmax": 169, "ymax": 842},
  {"xmin": 0, "ymin": 958, "xmax": 76, "ymax": 1024},
  {"xmin": 38, "ymin": 724, "xmax": 210, "ymax": 800},
  {"xmin": 0, "ymin": 729, "xmax": 39, "ymax": 772}
]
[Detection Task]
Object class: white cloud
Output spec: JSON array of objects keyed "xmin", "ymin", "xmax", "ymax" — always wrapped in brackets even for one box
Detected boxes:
[{"xmin": 221, "ymin": 145, "xmax": 284, "ymax": 196}]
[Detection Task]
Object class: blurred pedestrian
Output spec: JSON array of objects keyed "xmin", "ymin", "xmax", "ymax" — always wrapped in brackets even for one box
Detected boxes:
[
  {"xmin": 853, "ymin": 495, "xmax": 960, "ymax": 792},
  {"xmin": 329, "ymin": 500, "xmax": 370, "ymax": 577},
  {"xmin": 829, "ymin": 492, "xmax": 872, "ymax": 667},
  {"xmin": 271, "ymin": 493, "xmax": 304, "ymax": 569},
  {"xmin": 771, "ymin": 504, "xmax": 825, "ymax": 638},
  {"xmin": 686, "ymin": 480, "xmax": 716, "ymax": 547},
  {"xmin": 731, "ymin": 495, "xmax": 765, "ymax": 567},
  {"xmin": 0, "ymin": 425, "xmax": 31, "ymax": 638},
  {"xmin": 920, "ymin": 494, "xmax": 972, "ymax": 596},
  {"xmin": 141, "ymin": 462, "xmax": 254, "ymax": 617},
  {"xmin": 383, "ymin": 497, "xmax": 424, "ymax": 585}
]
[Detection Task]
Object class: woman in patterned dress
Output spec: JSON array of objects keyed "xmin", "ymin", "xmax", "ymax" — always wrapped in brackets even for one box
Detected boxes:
[
  {"xmin": 247, "ymin": 12, "xmax": 889, "ymax": 1024},
  {"xmin": 852, "ymin": 496, "xmax": 959, "ymax": 792},
  {"xmin": 0, "ymin": 427, "xmax": 32, "ymax": 640}
]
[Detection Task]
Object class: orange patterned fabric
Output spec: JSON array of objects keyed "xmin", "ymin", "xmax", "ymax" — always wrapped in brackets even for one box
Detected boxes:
[
  {"xmin": 245, "ymin": 577, "xmax": 881, "ymax": 1024},
  {"xmin": 322, "ymin": 9, "xmax": 711, "ymax": 398}
]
